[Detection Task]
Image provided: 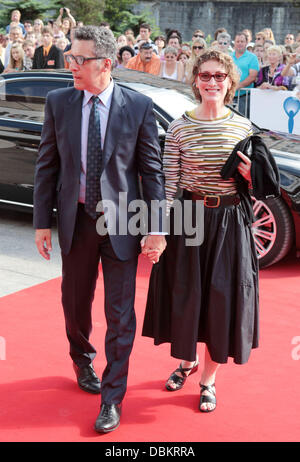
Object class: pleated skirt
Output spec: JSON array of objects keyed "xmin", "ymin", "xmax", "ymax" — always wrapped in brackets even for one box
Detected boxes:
[{"xmin": 142, "ymin": 192, "xmax": 259, "ymax": 365}]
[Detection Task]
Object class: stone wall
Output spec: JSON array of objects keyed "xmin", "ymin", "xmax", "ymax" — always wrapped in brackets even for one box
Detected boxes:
[{"xmin": 134, "ymin": 1, "xmax": 300, "ymax": 44}]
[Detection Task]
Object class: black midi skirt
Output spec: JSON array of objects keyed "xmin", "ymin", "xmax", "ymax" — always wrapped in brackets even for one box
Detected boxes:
[{"xmin": 142, "ymin": 193, "xmax": 259, "ymax": 365}]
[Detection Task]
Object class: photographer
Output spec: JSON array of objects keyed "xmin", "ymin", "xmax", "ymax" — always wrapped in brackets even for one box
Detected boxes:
[
  {"xmin": 281, "ymin": 46, "xmax": 300, "ymax": 78},
  {"xmin": 56, "ymin": 7, "xmax": 76, "ymax": 40}
]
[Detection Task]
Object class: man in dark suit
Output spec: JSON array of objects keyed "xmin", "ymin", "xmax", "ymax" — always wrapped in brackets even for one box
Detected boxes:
[
  {"xmin": 32, "ymin": 26, "xmax": 64, "ymax": 69},
  {"xmin": 34, "ymin": 26, "xmax": 166, "ymax": 433}
]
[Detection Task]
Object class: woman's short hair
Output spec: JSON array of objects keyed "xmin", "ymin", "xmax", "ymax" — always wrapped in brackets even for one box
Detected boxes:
[
  {"xmin": 214, "ymin": 28, "xmax": 227, "ymax": 40},
  {"xmin": 164, "ymin": 46, "xmax": 178, "ymax": 56},
  {"xmin": 266, "ymin": 45, "xmax": 283, "ymax": 56},
  {"xmin": 177, "ymin": 51, "xmax": 189, "ymax": 61},
  {"xmin": 118, "ymin": 45, "xmax": 135, "ymax": 60},
  {"xmin": 217, "ymin": 32, "xmax": 231, "ymax": 43},
  {"xmin": 191, "ymin": 49, "xmax": 240, "ymax": 105}
]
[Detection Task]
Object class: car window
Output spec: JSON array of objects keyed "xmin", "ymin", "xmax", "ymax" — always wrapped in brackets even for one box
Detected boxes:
[{"xmin": 0, "ymin": 78, "xmax": 73, "ymax": 123}]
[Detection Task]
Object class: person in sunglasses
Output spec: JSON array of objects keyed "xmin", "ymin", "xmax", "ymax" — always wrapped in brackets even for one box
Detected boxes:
[
  {"xmin": 143, "ymin": 49, "xmax": 259, "ymax": 413},
  {"xmin": 185, "ymin": 37, "xmax": 207, "ymax": 83},
  {"xmin": 216, "ymin": 32, "xmax": 232, "ymax": 54}
]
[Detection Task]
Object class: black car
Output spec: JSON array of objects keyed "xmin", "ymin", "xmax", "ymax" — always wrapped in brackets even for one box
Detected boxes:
[{"xmin": 0, "ymin": 68, "xmax": 299, "ymax": 268}]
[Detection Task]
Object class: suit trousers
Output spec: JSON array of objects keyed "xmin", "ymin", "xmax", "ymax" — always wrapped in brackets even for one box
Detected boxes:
[{"xmin": 61, "ymin": 204, "xmax": 138, "ymax": 404}]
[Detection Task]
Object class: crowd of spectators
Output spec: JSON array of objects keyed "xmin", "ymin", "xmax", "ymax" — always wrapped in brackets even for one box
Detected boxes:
[{"xmin": 1, "ymin": 8, "xmax": 300, "ymax": 97}]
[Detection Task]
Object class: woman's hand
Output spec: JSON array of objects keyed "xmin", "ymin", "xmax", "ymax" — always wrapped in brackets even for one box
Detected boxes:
[
  {"xmin": 141, "ymin": 235, "xmax": 166, "ymax": 264},
  {"xmin": 237, "ymin": 151, "xmax": 252, "ymax": 186},
  {"xmin": 259, "ymin": 82, "xmax": 272, "ymax": 90}
]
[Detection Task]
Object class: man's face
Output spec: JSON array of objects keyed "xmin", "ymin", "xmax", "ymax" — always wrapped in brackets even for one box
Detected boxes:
[
  {"xmin": 168, "ymin": 37, "xmax": 180, "ymax": 49},
  {"xmin": 140, "ymin": 28, "xmax": 150, "ymax": 41},
  {"xmin": 10, "ymin": 28, "xmax": 22, "ymax": 42},
  {"xmin": 234, "ymin": 35, "xmax": 247, "ymax": 54},
  {"xmin": 140, "ymin": 48, "xmax": 153, "ymax": 63},
  {"xmin": 24, "ymin": 45, "xmax": 35, "ymax": 58},
  {"xmin": 42, "ymin": 33, "xmax": 52, "ymax": 48},
  {"xmin": 69, "ymin": 39, "xmax": 109, "ymax": 93}
]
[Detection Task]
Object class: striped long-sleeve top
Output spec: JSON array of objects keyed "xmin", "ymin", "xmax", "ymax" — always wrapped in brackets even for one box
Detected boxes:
[{"xmin": 163, "ymin": 110, "xmax": 253, "ymax": 206}]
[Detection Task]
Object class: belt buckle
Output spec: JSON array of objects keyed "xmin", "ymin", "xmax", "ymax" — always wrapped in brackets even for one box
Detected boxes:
[{"xmin": 203, "ymin": 195, "xmax": 220, "ymax": 208}]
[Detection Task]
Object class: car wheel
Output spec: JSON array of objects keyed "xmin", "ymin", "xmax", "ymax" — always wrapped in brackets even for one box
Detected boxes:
[{"xmin": 251, "ymin": 196, "xmax": 295, "ymax": 268}]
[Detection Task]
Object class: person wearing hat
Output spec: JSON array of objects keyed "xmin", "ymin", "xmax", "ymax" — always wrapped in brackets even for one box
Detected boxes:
[
  {"xmin": 126, "ymin": 41, "xmax": 161, "ymax": 75},
  {"xmin": 117, "ymin": 45, "xmax": 135, "ymax": 68}
]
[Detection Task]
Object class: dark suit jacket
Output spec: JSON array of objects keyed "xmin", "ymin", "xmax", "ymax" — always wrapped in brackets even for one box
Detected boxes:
[
  {"xmin": 33, "ymin": 84, "xmax": 165, "ymax": 260},
  {"xmin": 32, "ymin": 45, "xmax": 65, "ymax": 69}
]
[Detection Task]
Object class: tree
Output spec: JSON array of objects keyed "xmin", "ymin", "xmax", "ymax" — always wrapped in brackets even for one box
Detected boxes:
[
  {"xmin": 67, "ymin": 0, "xmax": 161, "ymax": 36},
  {"xmin": 66, "ymin": 0, "xmax": 105, "ymax": 26},
  {"xmin": 0, "ymin": 0, "xmax": 61, "ymax": 29}
]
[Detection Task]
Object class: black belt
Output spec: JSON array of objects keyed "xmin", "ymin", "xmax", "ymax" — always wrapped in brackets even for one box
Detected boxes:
[{"xmin": 190, "ymin": 193, "xmax": 240, "ymax": 208}]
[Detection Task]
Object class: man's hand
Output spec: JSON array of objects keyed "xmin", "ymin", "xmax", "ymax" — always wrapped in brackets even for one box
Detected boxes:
[
  {"xmin": 35, "ymin": 229, "xmax": 52, "ymax": 260},
  {"xmin": 141, "ymin": 235, "xmax": 166, "ymax": 264}
]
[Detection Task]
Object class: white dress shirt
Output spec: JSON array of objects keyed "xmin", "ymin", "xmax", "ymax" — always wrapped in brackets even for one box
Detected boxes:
[{"xmin": 79, "ymin": 79, "xmax": 114, "ymax": 203}]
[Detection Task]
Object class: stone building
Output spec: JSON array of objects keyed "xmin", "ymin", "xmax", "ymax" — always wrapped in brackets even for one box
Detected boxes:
[{"xmin": 134, "ymin": 0, "xmax": 300, "ymax": 44}]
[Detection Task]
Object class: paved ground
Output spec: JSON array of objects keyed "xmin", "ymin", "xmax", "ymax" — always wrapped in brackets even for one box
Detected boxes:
[{"xmin": 0, "ymin": 209, "xmax": 62, "ymax": 297}]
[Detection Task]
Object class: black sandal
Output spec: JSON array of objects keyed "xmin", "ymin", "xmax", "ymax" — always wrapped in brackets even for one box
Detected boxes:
[
  {"xmin": 199, "ymin": 383, "xmax": 216, "ymax": 412},
  {"xmin": 165, "ymin": 360, "xmax": 199, "ymax": 391}
]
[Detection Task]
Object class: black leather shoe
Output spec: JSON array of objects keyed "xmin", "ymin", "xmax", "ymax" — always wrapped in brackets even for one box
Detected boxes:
[
  {"xmin": 73, "ymin": 363, "xmax": 101, "ymax": 394},
  {"xmin": 94, "ymin": 403, "xmax": 122, "ymax": 433}
]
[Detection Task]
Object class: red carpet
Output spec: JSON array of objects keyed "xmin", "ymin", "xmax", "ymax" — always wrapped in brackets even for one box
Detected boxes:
[{"xmin": 0, "ymin": 255, "xmax": 299, "ymax": 442}]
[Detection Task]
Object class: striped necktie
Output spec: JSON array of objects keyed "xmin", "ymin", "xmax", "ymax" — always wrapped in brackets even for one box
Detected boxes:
[{"xmin": 85, "ymin": 95, "xmax": 102, "ymax": 219}]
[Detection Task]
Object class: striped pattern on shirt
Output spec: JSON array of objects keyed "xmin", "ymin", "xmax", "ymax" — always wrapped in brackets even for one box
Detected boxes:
[{"xmin": 163, "ymin": 110, "xmax": 253, "ymax": 205}]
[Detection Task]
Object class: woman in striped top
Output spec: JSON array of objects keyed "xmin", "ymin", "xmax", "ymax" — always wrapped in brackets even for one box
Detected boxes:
[{"xmin": 142, "ymin": 50, "xmax": 259, "ymax": 412}]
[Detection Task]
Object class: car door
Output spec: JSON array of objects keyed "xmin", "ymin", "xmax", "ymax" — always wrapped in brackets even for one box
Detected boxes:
[{"xmin": 0, "ymin": 76, "xmax": 73, "ymax": 210}]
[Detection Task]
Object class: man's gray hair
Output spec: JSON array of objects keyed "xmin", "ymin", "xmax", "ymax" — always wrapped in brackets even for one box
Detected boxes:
[{"xmin": 74, "ymin": 25, "xmax": 117, "ymax": 64}]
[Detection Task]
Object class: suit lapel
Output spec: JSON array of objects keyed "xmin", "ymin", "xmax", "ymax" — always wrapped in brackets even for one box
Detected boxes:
[
  {"xmin": 66, "ymin": 88, "xmax": 83, "ymax": 174},
  {"xmin": 102, "ymin": 84, "xmax": 125, "ymax": 171}
]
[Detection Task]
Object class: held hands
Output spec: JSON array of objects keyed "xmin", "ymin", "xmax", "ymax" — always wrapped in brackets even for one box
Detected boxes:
[
  {"xmin": 35, "ymin": 229, "xmax": 52, "ymax": 260},
  {"xmin": 140, "ymin": 235, "xmax": 167, "ymax": 264},
  {"xmin": 237, "ymin": 151, "xmax": 252, "ymax": 186}
]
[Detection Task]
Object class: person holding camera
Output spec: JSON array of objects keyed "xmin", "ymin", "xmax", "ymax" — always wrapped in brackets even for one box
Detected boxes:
[
  {"xmin": 56, "ymin": 7, "xmax": 76, "ymax": 40},
  {"xmin": 281, "ymin": 45, "xmax": 300, "ymax": 78}
]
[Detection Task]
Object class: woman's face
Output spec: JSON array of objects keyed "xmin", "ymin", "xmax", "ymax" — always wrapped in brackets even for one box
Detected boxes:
[
  {"xmin": 155, "ymin": 38, "xmax": 165, "ymax": 49},
  {"xmin": 117, "ymin": 35, "xmax": 127, "ymax": 48},
  {"xmin": 179, "ymin": 53, "xmax": 188, "ymax": 64},
  {"xmin": 254, "ymin": 46, "xmax": 264, "ymax": 59},
  {"xmin": 121, "ymin": 50, "xmax": 132, "ymax": 65},
  {"xmin": 267, "ymin": 51, "xmax": 280, "ymax": 65},
  {"xmin": 192, "ymin": 42, "xmax": 205, "ymax": 57},
  {"xmin": 165, "ymin": 52, "xmax": 177, "ymax": 63},
  {"xmin": 12, "ymin": 48, "xmax": 20, "ymax": 61},
  {"xmin": 62, "ymin": 19, "xmax": 71, "ymax": 30},
  {"xmin": 217, "ymin": 40, "xmax": 229, "ymax": 53},
  {"xmin": 195, "ymin": 60, "xmax": 231, "ymax": 105}
]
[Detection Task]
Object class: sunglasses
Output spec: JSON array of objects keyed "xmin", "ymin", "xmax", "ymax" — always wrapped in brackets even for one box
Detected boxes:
[
  {"xmin": 193, "ymin": 46, "xmax": 204, "ymax": 50},
  {"xmin": 65, "ymin": 54, "xmax": 107, "ymax": 65},
  {"xmin": 198, "ymin": 72, "xmax": 228, "ymax": 82},
  {"xmin": 193, "ymin": 34, "xmax": 204, "ymax": 38}
]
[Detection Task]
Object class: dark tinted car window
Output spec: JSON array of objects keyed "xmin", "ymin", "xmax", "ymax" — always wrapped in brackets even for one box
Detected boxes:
[{"xmin": 0, "ymin": 78, "xmax": 73, "ymax": 122}]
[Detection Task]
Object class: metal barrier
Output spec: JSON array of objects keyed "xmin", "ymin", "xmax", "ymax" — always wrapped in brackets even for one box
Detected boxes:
[{"xmin": 233, "ymin": 88, "xmax": 252, "ymax": 117}]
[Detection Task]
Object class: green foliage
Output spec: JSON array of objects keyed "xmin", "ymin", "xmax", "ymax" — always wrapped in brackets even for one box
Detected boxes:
[
  {"xmin": 66, "ymin": 0, "xmax": 105, "ymax": 25},
  {"xmin": 0, "ymin": 0, "xmax": 61, "ymax": 27},
  {"xmin": 66, "ymin": 0, "xmax": 161, "ymax": 37},
  {"xmin": 0, "ymin": 0, "xmax": 161, "ymax": 38}
]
